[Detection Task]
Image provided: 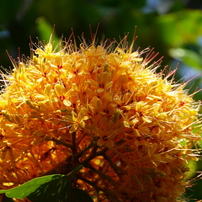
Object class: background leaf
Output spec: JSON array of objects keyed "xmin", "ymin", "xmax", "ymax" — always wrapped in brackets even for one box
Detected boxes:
[
  {"xmin": 169, "ymin": 48, "xmax": 202, "ymax": 69},
  {"xmin": 66, "ymin": 188, "xmax": 94, "ymax": 202}
]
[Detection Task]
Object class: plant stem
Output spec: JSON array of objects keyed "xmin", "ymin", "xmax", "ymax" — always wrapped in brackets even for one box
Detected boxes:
[
  {"xmin": 76, "ymin": 141, "xmax": 95, "ymax": 159},
  {"xmin": 85, "ymin": 163, "xmax": 119, "ymax": 186},
  {"xmin": 72, "ymin": 132, "xmax": 79, "ymax": 164},
  {"xmin": 44, "ymin": 135, "xmax": 72, "ymax": 149},
  {"xmin": 77, "ymin": 176, "xmax": 121, "ymax": 202},
  {"xmin": 71, "ymin": 132, "xmax": 77, "ymax": 153},
  {"xmin": 102, "ymin": 152, "xmax": 125, "ymax": 181}
]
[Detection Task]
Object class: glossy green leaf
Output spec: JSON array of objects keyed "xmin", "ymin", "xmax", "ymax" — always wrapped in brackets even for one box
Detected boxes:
[
  {"xmin": 156, "ymin": 10, "xmax": 202, "ymax": 47},
  {"xmin": 184, "ymin": 160, "xmax": 197, "ymax": 180},
  {"xmin": 36, "ymin": 17, "xmax": 60, "ymax": 45},
  {"xmin": 0, "ymin": 165, "xmax": 82, "ymax": 202},
  {"xmin": 169, "ymin": 48, "xmax": 202, "ymax": 70},
  {"xmin": 66, "ymin": 188, "xmax": 94, "ymax": 202}
]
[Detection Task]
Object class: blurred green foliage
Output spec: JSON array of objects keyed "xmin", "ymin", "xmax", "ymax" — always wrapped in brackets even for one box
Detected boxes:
[{"xmin": 0, "ymin": 0, "xmax": 202, "ymax": 201}]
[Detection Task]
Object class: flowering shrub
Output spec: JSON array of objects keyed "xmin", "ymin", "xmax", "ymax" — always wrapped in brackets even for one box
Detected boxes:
[{"xmin": 0, "ymin": 33, "xmax": 201, "ymax": 202}]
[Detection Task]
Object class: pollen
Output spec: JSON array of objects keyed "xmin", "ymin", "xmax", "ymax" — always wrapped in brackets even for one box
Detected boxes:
[{"xmin": 0, "ymin": 32, "xmax": 201, "ymax": 202}]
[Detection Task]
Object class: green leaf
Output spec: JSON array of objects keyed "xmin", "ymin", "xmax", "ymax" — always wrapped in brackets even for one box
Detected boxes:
[
  {"xmin": 156, "ymin": 10, "xmax": 202, "ymax": 47},
  {"xmin": 66, "ymin": 188, "xmax": 93, "ymax": 202},
  {"xmin": 169, "ymin": 48, "xmax": 202, "ymax": 70},
  {"xmin": 0, "ymin": 165, "xmax": 82, "ymax": 202},
  {"xmin": 184, "ymin": 160, "xmax": 197, "ymax": 181},
  {"xmin": 36, "ymin": 17, "xmax": 60, "ymax": 45}
]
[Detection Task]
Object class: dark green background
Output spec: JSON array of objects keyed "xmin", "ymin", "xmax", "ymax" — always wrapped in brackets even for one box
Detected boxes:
[{"xmin": 0, "ymin": 0, "xmax": 202, "ymax": 201}]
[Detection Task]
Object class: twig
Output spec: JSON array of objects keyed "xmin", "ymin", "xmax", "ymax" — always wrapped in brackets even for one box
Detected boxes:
[
  {"xmin": 76, "ymin": 141, "xmax": 95, "ymax": 159},
  {"xmin": 103, "ymin": 152, "xmax": 125, "ymax": 181},
  {"xmin": 71, "ymin": 132, "xmax": 77, "ymax": 153},
  {"xmin": 85, "ymin": 164, "xmax": 119, "ymax": 186},
  {"xmin": 77, "ymin": 176, "xmax": 121, "ymax": 202},
  {"xmin": 45, "ymin": 136, "xmax": 72, "ymax": 149}
]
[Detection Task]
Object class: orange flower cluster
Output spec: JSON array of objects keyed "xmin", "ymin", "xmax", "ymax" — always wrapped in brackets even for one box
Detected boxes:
[{"xmin": 0, "ymin": 34, "xmax": 201, "ymax": 201}]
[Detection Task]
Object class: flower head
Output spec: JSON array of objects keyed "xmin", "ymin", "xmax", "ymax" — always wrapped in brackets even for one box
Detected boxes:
[{"xmin": 0, "ymin": 33, "xmax": 201, "ymax": 201}]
